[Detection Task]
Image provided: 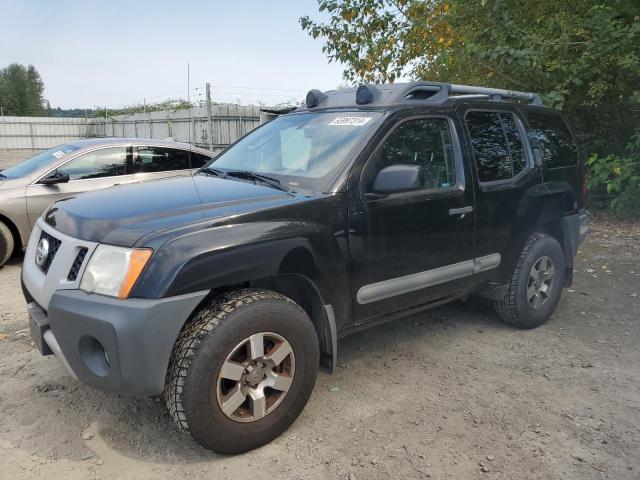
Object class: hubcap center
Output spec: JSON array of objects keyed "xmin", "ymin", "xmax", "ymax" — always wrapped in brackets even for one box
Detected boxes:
[{"xmin": 244, "ymin": 363, "xmax": 265, "ymax": 387}]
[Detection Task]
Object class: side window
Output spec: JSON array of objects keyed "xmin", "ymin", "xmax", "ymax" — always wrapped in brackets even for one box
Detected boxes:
[
  {"xmin": 190, "ymin": 152, "xmax": 212, "ymax": 168},
  {"xmin": 526, "ymin": 112, "xmax": 578, "ymax": 168},
  {"xmin": 364, "ymin": 118, "xmax": 457, "ymax": 192},
  {"xmin": 466, "ymin": 111, "xmax": 528, "ymax": 182},
  {"xmin": 133, "ymin": 147, "xmax": 190, "ymax": 173},
  {"xmin": 58, "ymin": 147, "xmax": 126, "ymax": 181}
]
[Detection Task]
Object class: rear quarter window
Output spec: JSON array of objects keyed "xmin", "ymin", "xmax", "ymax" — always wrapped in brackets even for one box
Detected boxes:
[{"xmin": 525, "ymin": 112, "xmax": 578, "ymax": 169}]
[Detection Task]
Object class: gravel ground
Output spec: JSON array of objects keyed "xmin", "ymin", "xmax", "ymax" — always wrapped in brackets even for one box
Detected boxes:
[{"xmin": 0, "ymin": 150, "xmax": 639, "ymax": 479}]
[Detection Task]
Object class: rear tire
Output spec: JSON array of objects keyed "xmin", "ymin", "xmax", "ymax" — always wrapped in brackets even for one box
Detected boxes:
[
  {"xmin": 164, "ymin": 289, "xmax": 319, "ymax": 454},
  {"xmin": 0, "ymin": 221, "xmax": 15, "ymax": 268},
  {"xmin": 494, "ymin": 233, "xmax": 565, "ymax": 329}
]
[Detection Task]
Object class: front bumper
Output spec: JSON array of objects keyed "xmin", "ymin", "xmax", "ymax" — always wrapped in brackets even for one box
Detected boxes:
[{"xmin": 28, "ymin": 289, "xmax": 209, "ymax": 396}]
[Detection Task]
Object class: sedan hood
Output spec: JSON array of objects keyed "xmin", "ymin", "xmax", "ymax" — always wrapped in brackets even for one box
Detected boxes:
[{"xmin": 44, "ymin": 175, "xmax": 297, "ymax": 246}]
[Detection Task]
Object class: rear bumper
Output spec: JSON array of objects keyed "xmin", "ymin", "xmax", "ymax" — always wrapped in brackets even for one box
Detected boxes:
[
  {"xmin": 578, "ymin": 210, "xmax": 589, "ymax": 244},
  {"xmin": 28, "ymin": 289, "xmax": 209, "ymax": 396},
  {"xmin": 563, "ymin": 208, "xmax": 588, "ymax": 258}
]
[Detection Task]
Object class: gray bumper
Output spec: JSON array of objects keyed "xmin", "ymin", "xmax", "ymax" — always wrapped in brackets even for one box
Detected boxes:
[
  {"xmin": 39, "ymin": 289, "xmax": 209, "ymax": 396},
  {"xmin": 563, "ymin": 208, "xmax": 588, "ymax": 259},
  {"xmin": 578, "ymin": 210, "xmax": 589, "ymax": 244}
]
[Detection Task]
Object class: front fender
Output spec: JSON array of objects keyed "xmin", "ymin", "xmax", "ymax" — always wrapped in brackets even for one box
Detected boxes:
[{"xmin": 131, "ymin": 209, "xmax": 351, "ymax": 328}]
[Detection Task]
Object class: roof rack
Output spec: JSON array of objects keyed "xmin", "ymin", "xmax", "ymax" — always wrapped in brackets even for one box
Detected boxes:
[
  {"xmin": 449, "ymin": 83, "xmax": 542, "ymax": 105},
  {"xmin": 299, "ymin": 81, "xmax": 544, "ymax": 111},
  {"xmin": 388, "ymin": 82, "xmax": 542, "ymax": 106}
]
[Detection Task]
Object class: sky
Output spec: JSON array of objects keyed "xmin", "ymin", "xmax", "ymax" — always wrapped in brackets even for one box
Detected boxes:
[{"xmin": 0, "ymin": 0, "xmax": 347, "ymax": 108}]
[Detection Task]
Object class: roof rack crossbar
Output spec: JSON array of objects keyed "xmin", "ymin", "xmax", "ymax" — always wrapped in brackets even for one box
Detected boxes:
[{"xmin": 450, "ymin": 84, "xmax": 542, "ymax": 105}]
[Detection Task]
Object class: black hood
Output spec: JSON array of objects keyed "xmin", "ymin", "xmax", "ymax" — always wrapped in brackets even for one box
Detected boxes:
[{"xmin": 44, "ymin": 175, "xmax": 299, "ymax": 246}]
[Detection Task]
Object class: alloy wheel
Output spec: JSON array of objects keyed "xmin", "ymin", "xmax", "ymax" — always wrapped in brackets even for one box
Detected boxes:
[
  {"xmin": 216, "ymin": 332, "xmax": 295, "ymax": 423},
  {"xmin": 527, "ymin": 255, "xmax": 555, "ymax": 309}
]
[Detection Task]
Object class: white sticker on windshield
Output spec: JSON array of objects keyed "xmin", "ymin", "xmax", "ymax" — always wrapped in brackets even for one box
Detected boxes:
[
  {"xmin": 329, "ymin": 116, "xmax": 372, "ymax": 126},
  {"xmin": 51, "ymin": 151, "xmax": 65, "ymax": 159}
]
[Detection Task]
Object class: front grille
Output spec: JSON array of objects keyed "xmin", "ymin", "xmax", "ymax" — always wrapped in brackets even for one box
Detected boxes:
[
  {"xmin": 38, "ymin": 231, "xmax": 61, "ymax": 274},
  {"xmin": 67, "ymin": 247, "xmax": 88, "ymax": 281}
]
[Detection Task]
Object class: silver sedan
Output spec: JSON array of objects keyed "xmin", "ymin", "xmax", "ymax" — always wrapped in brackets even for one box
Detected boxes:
[{"xmin": 0, "ymin": 138, "xmax": 215, "ymax": 266}]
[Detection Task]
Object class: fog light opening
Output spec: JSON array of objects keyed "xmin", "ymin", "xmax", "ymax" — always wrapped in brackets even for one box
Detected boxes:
[{"xmin": 79, "ymin": 335, "xmax": 110, "ymax": 377}]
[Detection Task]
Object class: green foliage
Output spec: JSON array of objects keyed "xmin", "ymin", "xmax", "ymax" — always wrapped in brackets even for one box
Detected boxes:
[
  {"xmin": 587, "ymin": 130, "xmax": 640, "ymax": 217},
  {"xmin": 95, "ymin": 98, "xmax": 195, "ymax": 118},
  {"xmin": 0, "ymin": 63, "xmax": 46, "ymax": 116},
  {"xmin": 301, "ymin": 0, "xmax": 640, "ymax": 217}
]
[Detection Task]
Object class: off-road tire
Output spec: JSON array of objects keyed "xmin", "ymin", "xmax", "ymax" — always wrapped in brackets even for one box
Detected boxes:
[
  {"xmin": 494, "ymin": 233, "xmax": 565, "ymax": 329},
  {"xmin": 164, "ymin": 288, "xmax": 319, "ymax": 454},
  {"xmin": 0, "ymin": 221, "xmax": 15, "ymax": 268}
]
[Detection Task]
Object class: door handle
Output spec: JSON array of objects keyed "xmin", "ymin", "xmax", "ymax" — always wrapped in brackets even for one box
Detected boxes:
[{"xmin": 449, "ymin": 206, "xmax": 473, "ymax": 216}]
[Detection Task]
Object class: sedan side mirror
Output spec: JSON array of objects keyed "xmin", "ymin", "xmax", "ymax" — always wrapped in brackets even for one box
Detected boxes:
[
  {"xmin": 39, "ymin": 171, "xmax": 70, "ymax": 185},
  {"xmin": 372, "ymin": 164, "xmax": 424, "ymax": 195}
]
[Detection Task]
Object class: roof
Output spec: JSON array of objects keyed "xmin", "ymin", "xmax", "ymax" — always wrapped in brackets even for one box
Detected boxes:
[
  {"xmin": 67, "ymin": 137, "xmax": 213, "ymax": 155},
  {"xmin": 296, "ymin": 81, "xmax": 544, "ymax": 112}
]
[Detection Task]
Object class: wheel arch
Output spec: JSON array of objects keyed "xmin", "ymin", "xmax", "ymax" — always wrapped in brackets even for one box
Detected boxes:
[
  {"xmin": 215, "ymin": 272, "xmax": 338, "ymax": 374},
  {"xmin": 0, "ymin": 212, "xmax": 22, "ymax": 257},
  {"xmin": 492, "ymin": 187, "xmax": 578, "ymax": 291}
]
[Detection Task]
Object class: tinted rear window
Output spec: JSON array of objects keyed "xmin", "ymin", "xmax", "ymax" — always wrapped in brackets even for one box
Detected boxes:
[
  {"xmin": 466, "ymin": 111, "xmax": 527, "ymax": 182},
  {"xmin": 526, "ymin": 113, "xmax": 578, "ymax": 168}
]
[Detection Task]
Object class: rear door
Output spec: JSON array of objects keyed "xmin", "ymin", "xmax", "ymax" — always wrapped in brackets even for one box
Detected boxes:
[
  {"xmin": 458, "ymin": 105, "xmax": 540, "ymax": 289},
  {"xmin": 25, "ymin": 146, "xmax": 135, "ymax": 226},
  {"xmin": 348, "ymin": 113, "xmax": 476, "ymax": 322},
  {"xmin": 131, "ymin": 146, "xmax": 194, "ymax": 182}
]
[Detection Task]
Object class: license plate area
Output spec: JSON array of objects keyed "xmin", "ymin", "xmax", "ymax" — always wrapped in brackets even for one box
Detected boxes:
[{"xmin": 28, "ymin": 302, "xmax": 52, "ymax": 356}]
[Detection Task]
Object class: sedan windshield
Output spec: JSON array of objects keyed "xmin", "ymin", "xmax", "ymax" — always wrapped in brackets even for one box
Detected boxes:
[
  {"xmin": 1, "ymin": 144, "xmax": 80, "ymax": 179},
  {"xmin": 206, "ymin": 112, "xmax": 382, "ymax": 191}
]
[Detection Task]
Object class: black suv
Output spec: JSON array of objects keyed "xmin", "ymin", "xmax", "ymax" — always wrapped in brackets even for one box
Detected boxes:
[{"xmin": 22, "ymin": 82, "xmax": 588, "ymax": 453}]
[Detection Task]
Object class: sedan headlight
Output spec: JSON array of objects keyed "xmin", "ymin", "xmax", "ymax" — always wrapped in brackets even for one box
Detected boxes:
[{"xmin": 80, "ymin": 245, "xmax": 152, "ymax": 298}]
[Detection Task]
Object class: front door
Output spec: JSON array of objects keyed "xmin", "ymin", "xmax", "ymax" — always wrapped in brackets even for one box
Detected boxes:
[
  {"xmin": 26, "ymin": 146, "xmax": 136, "ymax": 227},
  {"xmin": 348, "ymin": 115, "xmax": 476, "ymax": 322}
]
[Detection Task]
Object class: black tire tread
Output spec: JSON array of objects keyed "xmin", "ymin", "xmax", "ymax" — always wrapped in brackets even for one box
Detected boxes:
[
  {"xmin": 163, "ymin": 288, "xmax": 303, "ymax": 438},
  {"xmin": 494, "ymin": 233, "xmax": 546, "ymax": 328}
]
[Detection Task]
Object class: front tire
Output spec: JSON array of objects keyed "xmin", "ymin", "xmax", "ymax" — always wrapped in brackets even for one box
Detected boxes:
[
  {"xmin": 164, "ymin": 289, "xmax": 319, "ymax": 454},
  {"xmin": 0, "ymin": 221, "xmax": 15, "ymax": 268},
  {"xmin": 494, "ymin": 233, "xmax": 565, "ymax": 329}
]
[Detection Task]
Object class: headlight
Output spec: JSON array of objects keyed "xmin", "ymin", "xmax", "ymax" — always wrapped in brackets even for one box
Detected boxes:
[{"xmin": 80, "ymin": 245, "xmax": 152, "ymax": 299}]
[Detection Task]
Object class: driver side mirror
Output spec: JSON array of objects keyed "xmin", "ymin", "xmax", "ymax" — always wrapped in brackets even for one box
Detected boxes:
[
  {"xmin": 39, "ymin": 171, "xmax": 70, "ymax": 185},
  {"xmin": 372, "ymin": 164, "xmax": 424, "ymax": 195}
]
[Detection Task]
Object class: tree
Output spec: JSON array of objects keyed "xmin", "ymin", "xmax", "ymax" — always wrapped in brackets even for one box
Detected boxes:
[
  {"xmin": 300, "ymin": 0, "xmax": 639, "ymax": 153},
  {"xmin": 0, "ymin": 63, "xmax": 46, "ymax": 116},
  {"xmin": 301, "ymin": 0, "xmax": 640, "ymax": 215}
]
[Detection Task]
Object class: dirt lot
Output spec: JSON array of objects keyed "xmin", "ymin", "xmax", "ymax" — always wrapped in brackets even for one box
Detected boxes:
[{"xmin": 1, "ymin": 150, "xmax": 639, "ymax": 479}]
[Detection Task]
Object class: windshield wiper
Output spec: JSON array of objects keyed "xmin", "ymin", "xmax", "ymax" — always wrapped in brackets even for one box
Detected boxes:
[
  {"xmin": 224, "ymin": 170, "xmax": 289, "ymax": 192},
  {"xmin": 198, "ymin": 166, "xmax": 227, "ymax": 177}
]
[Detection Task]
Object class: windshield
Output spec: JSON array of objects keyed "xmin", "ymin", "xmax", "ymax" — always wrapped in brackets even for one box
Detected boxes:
[
  {"xmin": 1, "ymin": 144, "xmax": 80, "ymax": 179},
  {"xmin": 206, "ymin": 112, "xmax": 382, "ymax": 191}
]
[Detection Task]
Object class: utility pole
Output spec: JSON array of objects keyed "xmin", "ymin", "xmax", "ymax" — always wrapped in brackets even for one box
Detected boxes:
[
  {"xmin": 206, "ymin": 82, "xmax": 213, "ymax": 151},
  {"xmin": 187, "ymin": 63, "xmax": 191, "ymax": 145}
]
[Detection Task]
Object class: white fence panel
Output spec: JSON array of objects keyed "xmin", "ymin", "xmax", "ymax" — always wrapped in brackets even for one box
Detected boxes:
[
  {"xmin": 1, "ymin": 104, "xmax": 263, "ymax": 154},
  {"xmin": 0, "ymin": 116, "xmax": 89, "ymax": 150}
]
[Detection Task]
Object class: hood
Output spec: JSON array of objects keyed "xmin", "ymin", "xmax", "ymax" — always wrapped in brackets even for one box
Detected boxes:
[{"xmin": 44, "ymin": 175, "xmax": 299, "ymax": 246}]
